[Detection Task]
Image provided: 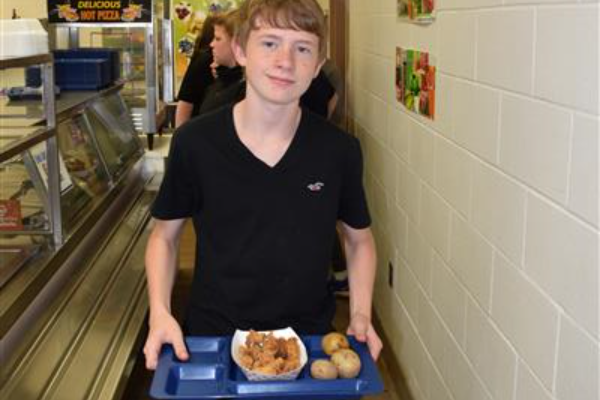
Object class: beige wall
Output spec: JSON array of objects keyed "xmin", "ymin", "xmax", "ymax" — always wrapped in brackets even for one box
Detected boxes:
[
  {"xmin": 347, "ymin": 1, "xmax": 599, "ymax": 400},
  {"xmin": 1, "ymin": 0, "xmax": 47, "ymax": 19}
]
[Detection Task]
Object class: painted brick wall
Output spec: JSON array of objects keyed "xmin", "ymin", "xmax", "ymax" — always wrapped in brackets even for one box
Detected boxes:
[{"xmin": 347, "ymin": 1, "xmax": 599, "ymax": 400}]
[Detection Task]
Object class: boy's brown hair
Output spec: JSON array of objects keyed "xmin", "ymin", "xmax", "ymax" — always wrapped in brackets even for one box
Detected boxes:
[
  {"xmin": 212, "ymin": 9, "xmax": 240, "ymax": 38},
  {"xmin": 235, "ymin": 0, "xmax": 327, "ymax": 59}
]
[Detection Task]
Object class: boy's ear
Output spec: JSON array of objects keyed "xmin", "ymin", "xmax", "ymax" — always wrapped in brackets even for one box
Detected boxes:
[{"xmin": 232, "ymin": 38, "xmax": 247, "ymax": 67}]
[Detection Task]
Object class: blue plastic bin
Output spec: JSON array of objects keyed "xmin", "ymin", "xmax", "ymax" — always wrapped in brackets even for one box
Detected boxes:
[
  {"xmin": 53, "ymin": 48, "xmax": 121, "ymax": 82},
  {"xmin": 150, "ymin": 335, "xmax": 384, "ymax": 399},
  {"xmin": 25, "ymin": 66, "xmax": 42, "ymax": 87},
  {"xmin": 54, "ymin": 58, "xmax": 112, "ymax": 90}
]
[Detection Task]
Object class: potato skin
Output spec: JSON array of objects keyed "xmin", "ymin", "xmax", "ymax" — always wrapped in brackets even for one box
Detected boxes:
[
  {"xmin": 310, "ymin": 359, "xmax": 339, "ymax": 380},
  {"xmin": 331, "ymin": 349, "xmax": 361, "ymax": 379},
  {"xmin": 321, "ymin": 332, "xmax": 350, "ymax": 355}
]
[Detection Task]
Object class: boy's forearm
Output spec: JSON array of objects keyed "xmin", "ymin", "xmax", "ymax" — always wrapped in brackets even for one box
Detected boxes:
[
  {"xmin": 345, "ymin": 232, "xmax": 377, "ymax": 321},
  {"xmin": 145, "ymin": 229, "xmax": 180, "ymax": 316}
]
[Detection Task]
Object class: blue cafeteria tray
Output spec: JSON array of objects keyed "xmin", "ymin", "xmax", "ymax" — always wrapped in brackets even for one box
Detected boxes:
[
  {"xmin": 53, "ymin": 48, "xmax": 121, "ymax": 82},
  {"xmin": 150, "ymin": 335, "xmax": 384, "ymax": 399},
  {"xmin": 54, "ymin": 58, "xmax": 112, "ymax": 91}
]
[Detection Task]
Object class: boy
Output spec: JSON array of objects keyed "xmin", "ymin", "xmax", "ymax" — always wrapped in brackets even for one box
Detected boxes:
[{"xmin": 143, "ymin": 0, "xmax": 382, "ymax": 370}]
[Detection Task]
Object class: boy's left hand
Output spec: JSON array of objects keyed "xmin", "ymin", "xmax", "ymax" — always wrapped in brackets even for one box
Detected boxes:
[{"xmin": 347, "ymin": 313, "xmax": 383, "ymax": 361}]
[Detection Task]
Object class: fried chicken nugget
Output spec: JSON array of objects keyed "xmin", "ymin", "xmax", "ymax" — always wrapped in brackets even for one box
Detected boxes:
[
  {"xmin": 284, "ymin": 338, "xmax": 300, "ymax": 361},
  {"xmin": 238, "ymin": 331, "xmax": 302, "ymax": 375},
  {"xmin": 253, "ymin": 363, "xmax": 279, "ymax": 375},
  {"xmin": 239, "ymin": 353, "xmax": 254, "ymax": 369},
  {"xmin": 246, "ymin": 330, "xmax": 265, "ymax": 347}
]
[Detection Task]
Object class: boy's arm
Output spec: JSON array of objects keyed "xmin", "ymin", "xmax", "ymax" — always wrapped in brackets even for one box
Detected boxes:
[
  {"xmin": 339, "ymin": 223, "xmax": 383, "ymax": 361},
  {"xmin": 143, "ymin": 218, "xmax": 190, "ymax": 370}
]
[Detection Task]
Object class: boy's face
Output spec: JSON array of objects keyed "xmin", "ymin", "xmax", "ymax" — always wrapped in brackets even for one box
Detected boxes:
[
  {"xmin": 234, "ymin": 22, "xmax": 323, "ymax": 107},
  {"xmin": 211, "ymin": 25, "xmax": 236, "ymax": 67}
]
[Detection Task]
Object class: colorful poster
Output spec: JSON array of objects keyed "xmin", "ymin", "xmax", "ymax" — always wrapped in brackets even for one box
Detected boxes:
[
  {"xmin": 47, "ymin": 0, "xmax": 152, "ymax": 23},
  {"xmin": 397, "ymin": 0, "xmax": 435, "ymax": 23},
  {"xmin": 395, "ymin": 47, "xmax": 436, "ymax": 120},
  {"xmin": 172, "ymin": 0, "xmax": 243, "ymax": 94}
]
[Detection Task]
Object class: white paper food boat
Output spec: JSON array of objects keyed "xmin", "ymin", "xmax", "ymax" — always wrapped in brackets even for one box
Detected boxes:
[{"xmin": 231, "ymin": 327, "xmax": 308, "ymax": 381}]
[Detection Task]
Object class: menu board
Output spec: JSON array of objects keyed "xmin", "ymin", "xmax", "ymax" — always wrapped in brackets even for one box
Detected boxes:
[{"xmin": 47, "ymin": 0, "xmax": 152, "ymax": 23}]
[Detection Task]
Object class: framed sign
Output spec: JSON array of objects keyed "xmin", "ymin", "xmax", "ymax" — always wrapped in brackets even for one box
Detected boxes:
[{"xmin": 47, "ymin": 0, "xmax": 152, "ymax": 24}]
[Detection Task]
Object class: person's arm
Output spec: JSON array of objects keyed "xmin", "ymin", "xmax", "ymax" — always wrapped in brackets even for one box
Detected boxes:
[
  {"xmin": 327, "ymin": 92, "xmax": 339, "ymax": 120},
  {"xmin": 143, "ymin": 218, "xmax": 189, "ymax": 370},
  {"xmin": 175, "ymin": 101, "xmax": 194, "ymax": 128},
  {"xmin": 339, "ymin": 223, "xmax": 382, "ymax": 361}
]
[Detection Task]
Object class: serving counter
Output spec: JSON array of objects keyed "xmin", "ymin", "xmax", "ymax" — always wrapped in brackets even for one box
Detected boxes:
[{"xmin": 0, "ymin": 54, "xmax": 158, "ymax": 400}]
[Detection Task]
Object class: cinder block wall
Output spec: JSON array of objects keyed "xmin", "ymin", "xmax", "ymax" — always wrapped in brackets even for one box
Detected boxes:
[{"xmin": 347, "ymin": 1, "xmax": 599, "ymax": 400}]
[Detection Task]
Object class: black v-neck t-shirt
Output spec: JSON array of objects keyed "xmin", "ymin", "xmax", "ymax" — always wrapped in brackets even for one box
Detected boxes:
[{"xmin": 151, "ymin": 105, "xmax": 370, "ymax": 336}]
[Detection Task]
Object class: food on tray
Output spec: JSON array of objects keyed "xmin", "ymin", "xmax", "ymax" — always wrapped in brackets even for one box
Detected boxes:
[
  {"xmin": 310, "ymin": 359, "xmax": 338, "ymax": 380},
  {"xmin": 331, "ymin": 348, "xmax": 361, "ymax": 379},
  {"xmin": 321, "ymin": 332, "xmax": 350, "ymax": 355},
  {"xmin": 313, "ymin": 333, "xmax": 362, "ymax": 380},
  {"xmin": 238, "ymin": 330, "xmax": 301, "ymax": 375}
]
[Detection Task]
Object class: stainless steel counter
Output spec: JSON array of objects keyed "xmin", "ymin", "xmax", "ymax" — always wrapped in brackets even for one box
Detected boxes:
[{"xmin": 1, "ymin": 162, "xmax": 154, "ymax": 400}]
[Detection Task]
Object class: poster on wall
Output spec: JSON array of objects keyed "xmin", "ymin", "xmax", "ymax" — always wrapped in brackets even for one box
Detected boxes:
[
  {"xmin": 395, "ymin": 47, "xmax": 436, "ymax": 120},
  {"xmin": 47, "ymin": 0, "xmax": 152, "ymax": 23},
  {"xmin": 172, "ymin": 0, "xmax": 243, "ymax": 94},
  {"xmin": 397, "ymin": 0, "xmax": 435, "ymax": 24}
]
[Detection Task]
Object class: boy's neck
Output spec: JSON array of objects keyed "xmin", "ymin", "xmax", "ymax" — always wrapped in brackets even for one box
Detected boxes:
[{"xmin": 234, "ymin": 92, "xmax": 301, "ymax": 140}]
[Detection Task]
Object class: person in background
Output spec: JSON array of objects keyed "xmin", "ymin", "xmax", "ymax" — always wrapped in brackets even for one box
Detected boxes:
[
  {"xmin": 196, "ymin": 9, "xmax": 244, "ymax": 115},
  {"xmin": 301, "ymin": 67, "xmax": 338, "ymax": 119},
  {"xmin": 143, "ymin": 0, "xmax": 382, "ymax": 370},
  {"xmin": 175, "ymin": 14, "xmax": 218, "ymax": 128},
  {"xmin": 321, "ymin": 58, "xmax": 343, "ymax": 125}
]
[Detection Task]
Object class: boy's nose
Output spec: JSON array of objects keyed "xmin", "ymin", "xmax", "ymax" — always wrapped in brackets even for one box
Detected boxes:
[{"xmin": 275, "ymin": 45, "xmax": 294, "ymax": 69}]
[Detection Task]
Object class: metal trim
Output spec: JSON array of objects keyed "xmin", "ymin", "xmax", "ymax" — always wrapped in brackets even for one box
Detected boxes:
[
  {"xmin": 0, "ymin": 127, "xmax": 55, "ymax": 164},
  {"xmin": 0, "ymin": 54, "xmax": 52, "ymax": 70}
]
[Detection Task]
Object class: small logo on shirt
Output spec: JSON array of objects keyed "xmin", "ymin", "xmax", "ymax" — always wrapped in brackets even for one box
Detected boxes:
[{"xmin": 307, "ymin": 182, "xmax": 325, "ymax": 192}]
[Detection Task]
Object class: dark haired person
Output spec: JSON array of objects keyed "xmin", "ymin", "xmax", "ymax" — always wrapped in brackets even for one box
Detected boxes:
[{"xmin": 175, "ymin": 14, "xmax": 218, "ymax": 127}]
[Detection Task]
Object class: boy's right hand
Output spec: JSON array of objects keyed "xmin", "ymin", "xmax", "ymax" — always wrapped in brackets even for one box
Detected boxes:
[{"xmin": 143, "ymin": 310, "xmax": 189, "ymax": 370}]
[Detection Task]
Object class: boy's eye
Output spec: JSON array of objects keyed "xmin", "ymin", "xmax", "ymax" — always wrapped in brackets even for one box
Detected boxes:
[
  {"xmin": 261, "ymin": 41, "xmax": 277, "ymax": 49},
  {"xmin": 297, "ymin": 46, "xmax": 312, "ymax": 55}
]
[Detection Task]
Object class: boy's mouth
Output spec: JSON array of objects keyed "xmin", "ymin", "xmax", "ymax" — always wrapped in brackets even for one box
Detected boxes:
[{"xmin": 267, "ymin": 75, "xmax": 295, "ymax": 87}]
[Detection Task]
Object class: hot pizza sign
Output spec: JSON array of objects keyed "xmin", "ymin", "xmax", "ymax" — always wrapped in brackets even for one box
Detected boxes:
[{"xmin": 48, "ymin": 0, "xmax": 152, "ymax": 23}]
